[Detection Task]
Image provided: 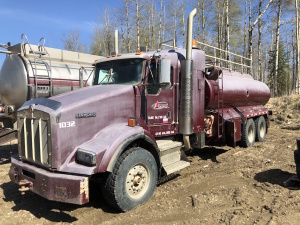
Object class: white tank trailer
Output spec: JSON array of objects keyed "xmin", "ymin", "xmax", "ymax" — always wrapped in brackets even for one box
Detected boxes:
[{"xmin": 0, "ymin": 35, "xmax": 102, "ymax": 143}]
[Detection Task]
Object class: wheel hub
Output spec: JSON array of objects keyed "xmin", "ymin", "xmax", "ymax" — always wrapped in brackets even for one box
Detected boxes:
[
  {"xmin": 126, "ymin": 164, "xmax": 150, "ymax": 199},
  {"xmin": 248, "ymin": 124, "xmax": 254, "ymax": 143},
  {"xmin": 259, "ymin": 123, "xmax": 265, "ymax": 137}
]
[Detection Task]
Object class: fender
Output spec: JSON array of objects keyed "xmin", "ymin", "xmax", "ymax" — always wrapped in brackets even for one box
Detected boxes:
[
  {"xmin": 59, "ymin": 123, "xmax": 160, "ymax": 175},
  {"xmin": 105, "ymin": 130, "xmax": 160, "ymax": 173}
]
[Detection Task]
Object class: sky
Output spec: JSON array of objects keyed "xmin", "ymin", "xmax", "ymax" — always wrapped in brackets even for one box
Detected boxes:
[{"xmin": 0, "ymin": 0, "xmax": 120, "ymax": 67}]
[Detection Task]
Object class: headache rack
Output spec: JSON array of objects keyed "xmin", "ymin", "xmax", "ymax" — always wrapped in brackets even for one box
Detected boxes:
[{"xmin": 195, "ymin": 40, "xmax": 252, "ymax": 74}]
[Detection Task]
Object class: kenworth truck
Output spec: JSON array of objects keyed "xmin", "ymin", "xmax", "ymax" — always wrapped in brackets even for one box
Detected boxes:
[{"xmin": 9, "ymin": 9, "xmax": 271, "ymax": 211}]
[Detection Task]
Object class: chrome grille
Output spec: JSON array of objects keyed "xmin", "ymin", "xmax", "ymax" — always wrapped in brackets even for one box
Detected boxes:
[{"xmin": 18, "ymin": 111, "xmax": 51, "ymax": 167}]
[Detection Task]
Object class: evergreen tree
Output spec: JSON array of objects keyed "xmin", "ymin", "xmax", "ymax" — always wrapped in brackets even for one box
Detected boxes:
[{"xmin": 268, "ymin": 41, "xmax": 290, "ymax": 96}]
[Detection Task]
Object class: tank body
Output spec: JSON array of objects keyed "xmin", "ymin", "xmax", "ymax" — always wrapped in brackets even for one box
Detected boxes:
[
  {"xmin": 205, "ymin": 70, "xmax": 270, "ymax": 109},
  {"xmin": 0, "ymin": 53, "xmax": 95, "ymax": 109},
  {"xmin": 0, "ymin": 55, "xmax": 28, "ymax": 109}
]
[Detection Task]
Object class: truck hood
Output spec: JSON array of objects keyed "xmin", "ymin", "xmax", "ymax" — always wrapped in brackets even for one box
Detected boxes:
[{"xmin": 50, "ymin": 85, "xmax": 135, "ymax": 169}]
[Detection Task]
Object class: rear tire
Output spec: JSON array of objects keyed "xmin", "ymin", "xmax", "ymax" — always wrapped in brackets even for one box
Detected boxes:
[
  {"xmin": 255, "ymin": 116, "xmax": 266, "ymax": 142},
  {"xmin": 102, "ymin": 147, "xmax": 158, "ymax": 212},
  {"xmin": 240, "ymin": 118, "xmax": 256, "ymax": 147}
]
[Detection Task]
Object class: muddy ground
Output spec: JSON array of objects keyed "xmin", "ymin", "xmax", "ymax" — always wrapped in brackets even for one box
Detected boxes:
[{"xmin": 0, "ymin": 96, "xmax": 300, "ymax": 225}]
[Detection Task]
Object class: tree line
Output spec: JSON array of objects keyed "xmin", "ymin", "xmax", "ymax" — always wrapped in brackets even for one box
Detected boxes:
[{"xmin": 62, "ymin": 0, "xmax": 300, "ymax": 98}]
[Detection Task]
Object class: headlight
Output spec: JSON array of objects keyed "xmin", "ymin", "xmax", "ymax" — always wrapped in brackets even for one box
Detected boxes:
[{"xmin": 76, "ymin": 149, "xmax": 97, "ymax": 166}]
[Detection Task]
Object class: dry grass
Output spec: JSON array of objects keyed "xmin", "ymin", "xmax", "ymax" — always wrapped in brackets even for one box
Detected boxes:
[{"xmin": 267, "ymin": 95, "xmax": 300, "ymax": 123}]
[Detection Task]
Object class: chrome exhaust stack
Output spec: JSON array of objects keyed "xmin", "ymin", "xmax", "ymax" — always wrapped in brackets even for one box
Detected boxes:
[
  {"xmin": 114, "ymin": 30, "xmax": 118, "ymax": 55},
  {"xmin": 179, "ymin": 8, "xmax": 197, "ymax": 136}
]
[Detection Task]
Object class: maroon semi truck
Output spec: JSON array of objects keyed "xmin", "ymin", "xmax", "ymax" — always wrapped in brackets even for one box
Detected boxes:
[{"xmin": 9, "ymin": 9, "xmax": 270, "ymax": 211}]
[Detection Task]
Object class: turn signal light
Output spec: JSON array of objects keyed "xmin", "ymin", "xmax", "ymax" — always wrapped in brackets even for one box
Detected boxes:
[
  {"xmin": 0, "ymin": 106, "xmax": 4, "ymax": 113},
  {"xmin": 192, "ymin": 39, "xmax": 197, "ymax": 48},
  {"xmin": 135, "ymin": 48, "xmax": 141, "ymax": 55},
  {"xmin": 128, "ymin": 118, "xmax": 136, "ymax": 127}
]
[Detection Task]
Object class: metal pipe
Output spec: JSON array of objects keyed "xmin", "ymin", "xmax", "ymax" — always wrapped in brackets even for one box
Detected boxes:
[
  {"xmin": 159, "ymin": 39, "xmax": 177, "ymax": 50},
  {"xmin": 179, "ymin": 8, "xmax": 197, "ymax": 136},
  {"xmin": 186, "ymin": 8, "xmax": 197, "ymax": 61},
  {"xmin": 0, "ymin": 50, "xmax": 12, "ymax": 54},
  {"xmin": 79, "ymin": 67, "xmax": 84, "ymax": 88},
  {"xmin": 114, "ymin": 30, "xmax": 118, "ymax": 55},
  {"xmin": 0, "ymin": 43, "xmax": 8, "ymax": 49}
]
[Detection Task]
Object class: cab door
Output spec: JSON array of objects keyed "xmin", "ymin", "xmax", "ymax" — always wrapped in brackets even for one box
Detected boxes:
[{"xmin": 145, "ymin": 60, "xmax": 176, "ymax": 137}]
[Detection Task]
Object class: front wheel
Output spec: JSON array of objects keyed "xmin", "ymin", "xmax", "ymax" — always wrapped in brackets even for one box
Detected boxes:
[
  {"xmin": 240, "ymin": 118, "xmax": 256, "ymax": 147},
  {"xmin": 102, "ymin": 147, "xmax": 158, "ymax": 212}
]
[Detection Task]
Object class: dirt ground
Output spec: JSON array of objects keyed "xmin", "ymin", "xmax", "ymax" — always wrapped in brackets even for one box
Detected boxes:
[{"xmin": 0, "ymin": 96, "xmax": 300, "ymax": 225}]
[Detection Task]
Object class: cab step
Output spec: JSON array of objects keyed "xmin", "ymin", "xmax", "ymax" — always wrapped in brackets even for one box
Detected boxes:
[
  {"xmin": 163, "ymin": 160, "xmax": 190, "ymax": 175},
  {"xmin": 156, "ymin": 140, "xmax": 190, "ymax": 175}
]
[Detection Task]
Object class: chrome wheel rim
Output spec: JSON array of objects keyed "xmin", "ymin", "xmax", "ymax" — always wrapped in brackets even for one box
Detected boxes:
[
  {"xmin": 125, "ymin": 163, "xmax": 150, "ymax": 199},
  {"xmin": 259, "ymin": 122, "xmax": 265, "ymax": 138}
]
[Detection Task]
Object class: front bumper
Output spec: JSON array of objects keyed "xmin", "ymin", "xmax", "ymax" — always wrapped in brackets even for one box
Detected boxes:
[{"xmin": 9, "ymin": 156, "xmax": 89, "ymax": 205}]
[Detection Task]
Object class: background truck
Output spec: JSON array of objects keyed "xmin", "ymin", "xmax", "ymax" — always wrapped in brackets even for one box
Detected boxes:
[
  {"xmin": 0, "ymin": 35, "xmax": 101, "ymax": 144},
  {"xmin": 9, "ymin": 9, "xmax": 271, "ymax": 212}
]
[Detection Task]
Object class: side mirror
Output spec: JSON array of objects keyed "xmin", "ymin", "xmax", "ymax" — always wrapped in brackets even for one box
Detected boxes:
[{"xmin": 159, "ymin": 59, "xmax": 171, "ymax": 83}]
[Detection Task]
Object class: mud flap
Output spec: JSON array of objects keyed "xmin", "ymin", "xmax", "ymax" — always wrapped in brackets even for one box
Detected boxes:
[{"xmin": 225, "ymin": 120, "xmax": 236, "ymax": 148}]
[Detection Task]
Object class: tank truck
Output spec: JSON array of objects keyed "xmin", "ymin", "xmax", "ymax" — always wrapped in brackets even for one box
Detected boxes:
[
  {"xmin": 9, "ymin": 9, "xmax": 271, "ymax": 211},
  {"xmin": 0, "ymin": 35, "xmax": 101, "ymax": 143}
]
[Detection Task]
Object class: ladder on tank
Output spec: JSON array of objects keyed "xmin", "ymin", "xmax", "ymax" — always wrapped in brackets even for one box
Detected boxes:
[
  {"xmin": 211, "ymin": 68, "xmax": 224, "ymax": 139},
  {"xmin": 21, "ymin": 34, "xmax": 53, "ymax": 98},
  {"xmin": 217, "ymin": 71, "xmax": 224, "ymax": 138}
]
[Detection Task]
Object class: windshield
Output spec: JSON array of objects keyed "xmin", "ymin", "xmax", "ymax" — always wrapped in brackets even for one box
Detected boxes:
[{"xmin": 93, "ymin": 58, "xmax": 144, "ymax": 85}]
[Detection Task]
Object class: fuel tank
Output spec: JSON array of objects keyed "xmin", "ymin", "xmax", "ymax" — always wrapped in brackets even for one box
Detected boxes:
[{"xmin": 205, "ymin": 70, "xmax": 270, "ymax": 109}]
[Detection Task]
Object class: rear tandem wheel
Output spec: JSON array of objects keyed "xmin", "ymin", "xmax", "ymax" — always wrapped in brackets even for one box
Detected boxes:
[
  {"xmin": 240, "ymin": 118, "xmax": 256, "ymax": 147},
  {"xmin": 255, "ymin": 116, "xmax": 267, "ymax": 142}
]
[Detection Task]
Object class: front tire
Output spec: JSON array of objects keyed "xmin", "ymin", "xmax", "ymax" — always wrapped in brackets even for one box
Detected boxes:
[
  {"xmin": 255, "ymin": 116, "xmax": 266, "ymax": 142},
  {"xmin": 102, "ymin": 147, "xmax": 158, "ymax": 212},
  {"xmin": 240, "ymin": 118, "xmax": 256, "ymax": 147}
]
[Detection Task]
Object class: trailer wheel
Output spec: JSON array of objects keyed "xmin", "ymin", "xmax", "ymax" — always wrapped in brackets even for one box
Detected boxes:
[
  {"xmin": 255, "ymin": 116, "xmax": 266, "ymax": 142},
  {"xmin": 240, "ymin": 118, "xmax": 256, "ymax": 147},
  {"xmin": 102, "ymin": 147, "xmax": 158, "ymax": 212}
]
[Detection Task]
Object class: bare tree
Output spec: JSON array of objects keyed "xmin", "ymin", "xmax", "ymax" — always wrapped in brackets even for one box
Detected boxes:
[
  {"xmin": 151, "ymin": 3, "xmax": 155, "ymax": 49},
  {"xmin": 202, "ymin": 0, "xmax": 206, "ymax": 43},
  {"xmin": 136, "ymin": 0, "xmax": 140, "ymax": 49},
  {"xmin": 125, "ymin": 0, "xmax": 131, "ymax": 52},
  {"xmin": 243, "ymin": 0, "xmax": 248, "ymax": 61},
  {"xmin": 181, "ymin": 1, "xmax": 186, "ymax": 48},
  {"xmin": 61, "ymin": 29, "xmax": 87, "ymax": 53},
  {"xmin": 258, "ymin": 0, "xmax": 262, "ymax": 81},
  {"xmin": 274, "ymin": 0, "xmax": 282, "ymax": 96},
  {"xmin": 90, "ymin": 8, "xmax": 114, "ymax": 56},
  {"xmin": 159, "ymin": 0, "xmax": 162, "ymax": 44},
  {"xmin": 163, "ymin": 1, "xmax": 165, "ymax": 42},
  {"xmin": 225, "ymin": 0, "xmax": 230, "ymax": 68},
  {"xmin": 197, "ymin": 0, "xmax": 200, "ymax": 41},
  {"xmin": 248, "ymin": 0, "xmax": 274, "ymax": 75}
]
